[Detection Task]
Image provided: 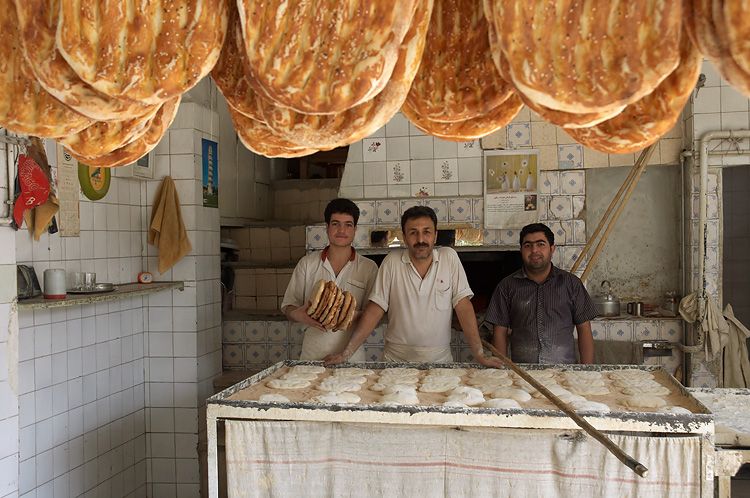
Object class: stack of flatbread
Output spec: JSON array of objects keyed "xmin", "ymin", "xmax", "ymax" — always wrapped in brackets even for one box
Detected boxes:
[
  {"xmin": 306, "ymin": 280, "xmax": 357, "ymax": 332},
  {"xmin": 2, "ymin": 0, "xmax": 228, "ymax": 167},
  {"xmin": 212, "ymin": 0, "xmax": 434, "ymax": 157}
]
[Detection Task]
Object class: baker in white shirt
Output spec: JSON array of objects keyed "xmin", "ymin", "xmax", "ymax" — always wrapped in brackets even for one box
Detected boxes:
[
  {"xmin": 281, "ymin": 199, "xmax": 378, "ymax": 362},
  {"xmin": 325, "ymin": 206, "xmax": 503, "ymax": 367}
]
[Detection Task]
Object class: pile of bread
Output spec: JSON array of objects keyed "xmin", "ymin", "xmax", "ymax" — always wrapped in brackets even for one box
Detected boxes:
[
  {"xmin": 2, "ymin": 1, "xmax": 750, "ymax": 162},
  {"xmin": 307, "ymin": 280, "xmax": 357, "ymax": 332}
]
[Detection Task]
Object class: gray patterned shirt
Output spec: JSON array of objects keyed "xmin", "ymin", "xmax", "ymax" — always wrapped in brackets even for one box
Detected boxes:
[{"xmin": 485, "ymin": 265, "xmax": 598, "ymax": 364}]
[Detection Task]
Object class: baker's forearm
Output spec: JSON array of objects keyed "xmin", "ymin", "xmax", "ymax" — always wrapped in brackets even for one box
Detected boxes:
[
  {"xmin": 493, "ymin": 326, "xmax": 509, "ymax": 357},
  {"xmin": 454, "ymin": 298, "xmax": 482, "ymax": 355},
  {"xmin": 577, "ymin": 322, "xmax": 594, "ymax": 364},
  {"xmin": 342, "ymin": 301, "xmax": 384, "ymax": 357}
]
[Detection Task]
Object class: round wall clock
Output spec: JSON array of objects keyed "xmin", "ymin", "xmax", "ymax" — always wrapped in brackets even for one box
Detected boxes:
[{"xmin": 78, "ymin": 164, "xmax": 111, "ymax": 200}]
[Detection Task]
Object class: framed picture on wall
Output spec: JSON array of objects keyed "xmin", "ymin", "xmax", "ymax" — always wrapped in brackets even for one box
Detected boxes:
[
  {"xmin": 484, "ymin": 149, "xmax": 539, "ymax": 229},
  {"xmin": 132, "ymin": 150, "xmax": 156, "ymax": 179}
]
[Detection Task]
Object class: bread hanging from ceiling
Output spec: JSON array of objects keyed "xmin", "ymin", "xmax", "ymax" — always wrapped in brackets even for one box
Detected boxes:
[
  {"xmin": 0, "ymin": 0, "xmax": 92, "ymax": 137},
  {"xmin": 56, "ymin": 0, "xmax": 229, "ymax": 105},
  {"xmin": 236, "ymin": 0, "xmax": 419, "ymax": 114},
  {"xmin": 489, "ymin": 0, "xmax": 682, "ymax": 114},
  {"xmin": 15, "ymin": 0, "xmax": 158, "ymax": 121}
]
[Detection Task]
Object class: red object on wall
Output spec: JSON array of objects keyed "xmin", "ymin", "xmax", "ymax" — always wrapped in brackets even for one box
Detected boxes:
[{"xmin": 13, "ymin": 154, "xmax": 50, "ymax": 227}]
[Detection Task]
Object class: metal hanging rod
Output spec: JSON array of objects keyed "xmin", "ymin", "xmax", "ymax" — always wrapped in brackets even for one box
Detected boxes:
[{"xmin": 0, "ymin": 134, "xmax": 31, "ymax": 146}]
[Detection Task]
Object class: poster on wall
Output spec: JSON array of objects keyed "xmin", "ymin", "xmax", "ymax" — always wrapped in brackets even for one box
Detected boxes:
[
  {"xmin": 55, "ymin": 144, "xmax": 80, "ymax": 236},
  {"xmin": 202, "ymin": 138, "xmax": 219, "ymax": 208},
  {"xmin": 484, "ymin": 149, "xmax": 539, "ymax": 229}
]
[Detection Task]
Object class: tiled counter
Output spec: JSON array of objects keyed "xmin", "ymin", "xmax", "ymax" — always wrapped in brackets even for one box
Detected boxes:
[{"xmin": 222, "ymin": 316, "xmax": 686, "ymax": 376}]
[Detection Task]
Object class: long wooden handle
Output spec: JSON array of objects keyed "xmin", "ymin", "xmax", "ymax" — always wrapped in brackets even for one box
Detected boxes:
[{"xmin": 481, "ymin": 339, "xmax": 649, "ymax": 478}]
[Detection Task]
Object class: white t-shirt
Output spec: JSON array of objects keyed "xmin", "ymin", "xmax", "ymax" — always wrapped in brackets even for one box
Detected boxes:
[
  {"xmin": 368, "ymin": 247, "xmax": 473, "ymax": 349},
  {"xmin": 281, "ymin": 248, "xmax": 378, "ymax": 361}
]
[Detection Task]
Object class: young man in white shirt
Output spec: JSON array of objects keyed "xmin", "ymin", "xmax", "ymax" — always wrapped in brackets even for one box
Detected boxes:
[
  {"xmin": 281, "ymin": 198, "xmax": 378, "ymax": 361},
  {"xmin": 325, "ymin": 206, "xmax": 502, "ymax": 367}
]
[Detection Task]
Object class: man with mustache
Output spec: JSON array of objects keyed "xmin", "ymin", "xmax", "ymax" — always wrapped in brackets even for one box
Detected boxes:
[
  {"xmin": 485, "ymin": 223, "xmax": 597, "ymax": 364},
  {"xmin": 325, "ymin": 206, "xmax": 502, "ymax": 367}
]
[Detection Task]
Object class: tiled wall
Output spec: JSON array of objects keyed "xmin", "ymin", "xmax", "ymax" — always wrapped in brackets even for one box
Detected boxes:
[
  {"xmin": 0, "ymin": 136, "xmax": 19, "ymax": 498},
  {"xmin": 147, "ymin": 101, "xmax": 223, "ymax": 498},
  {"xmin": 227, "ymin": 226, "xmax": 306, "ymax": 265},
  {"xmin": 15, "ymin": 150, "xmax": 151, "ymax": 497},
  {"xmin": 232, "ymin": 269, "xmax": 292, "ymax": 311},
  {"xmin": 339, "ymin": 110, "xmax": 682, "ymax": 202},
  {"xmin": 272, "ymin": 181, "xmax": 340, "ymax": 223}
]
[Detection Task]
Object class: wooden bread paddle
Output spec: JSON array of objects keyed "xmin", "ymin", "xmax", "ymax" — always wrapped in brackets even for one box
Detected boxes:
[{"xmin": 481, "ymin": 339, "xmax": 649, "ymax": 478}]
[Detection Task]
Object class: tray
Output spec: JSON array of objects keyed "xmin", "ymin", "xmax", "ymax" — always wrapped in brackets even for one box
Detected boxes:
[{"xmin": 67, "ymin": 283, "xmax": 117, "ymax": 294}]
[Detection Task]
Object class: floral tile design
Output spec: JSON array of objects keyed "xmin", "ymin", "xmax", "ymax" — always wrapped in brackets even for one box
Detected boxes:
[
  {"xmin": 507, "ymin": 123, "xmax": 531, "ymax": 148},
  {"xmin": 539, "ymin": 171, "xmax": 560, "ymax": 194},
  {"xmin": 560, "ymin": 170, "xmax": 585, "ymax": 194},
  {"xmin": 267, "ymin": 344, "xmax": 288, "ymax": 363},
  {"xmin": 376, "ymin": 200, "xmax": 401, "ymax": 224},
  {"xmin": 425, "ymin": 199, "xmax": 449, "ymax": 222},
  {"xmin": 448, "ymin": 198, "xmax": 472, "ymax": 222},
  {"xmin": 634, "ymin": 321, "xmax": 659, "ymax": 340},
  {"xmin": 267, "ymin": 322, "xmax": 289, "ymax": 343},
  {"xmin": 222, "ymin": 321, "xmax": 244, "ymax": 343},
  {"xmin": 245, "ymin": 321, "xmax": 268, "ymax": 342},
  {"xmin": 558, "ymin": 144, "xmax": 584, "ymax": 169},
  {"xmin": 434, "ymin": 158, "xmax": 458, "ymax": 183},
  {"xmin": 363, "ymin": 138, "xmax": 386, "ymax": 162},
  {"xmin": 387, "ymin": 161, "xmax": 410, "ymax": 185},
  {"xmin": 356, "ymin": 201, "xmax": 377, "ymax": 225},
  {"xmin": 222, "ymin": 344, "xmax": 243, "ymax": 367},
  {"xmin": 243, "ymin": 343, "xmax": 269, "ymax": 364},
  {"xmin": 305, "ymin": 225, "xmax": 328, "ymax": 249},
  {"xmin": 549, "ymin": 195, "xmax": 573, "ymax": 219},
  {"xmin": 457, "ymin": 140, "xmax": 481, "ymax": 157},
  {"xmin": 607, "ymin": 321, "xmax": 634, "ymax": 341}
]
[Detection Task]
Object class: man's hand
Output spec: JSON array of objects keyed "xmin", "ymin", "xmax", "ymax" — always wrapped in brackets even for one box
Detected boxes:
[
  {"xmin": 323, "ymin": 349, "xmax": 351, "ymax": 366},
  {"xmin": 474, "ymin": 353, "xmax": 504, "ymax": 369},
  {"xmin": 287, "ymin": 303, "xmax": 325, "ymax": 331}
]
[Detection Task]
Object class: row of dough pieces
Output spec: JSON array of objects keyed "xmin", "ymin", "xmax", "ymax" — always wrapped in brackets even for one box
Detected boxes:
[{"xmin": 262, "ymin": 366, "xmax": 691, "ymax": 414}]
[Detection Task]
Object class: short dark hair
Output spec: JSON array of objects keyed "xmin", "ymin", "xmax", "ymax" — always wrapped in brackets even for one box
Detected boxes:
[
  {"xmin": 520, "ymin": 223, "xmax": 555, "ymax": 246},
  {"xmin": 324, "ymin": 198, "xmax": 360, "ymax": 225},
  {"xmin": 400, "ymin": 205, "xmax": 438, "ymax": 233}
]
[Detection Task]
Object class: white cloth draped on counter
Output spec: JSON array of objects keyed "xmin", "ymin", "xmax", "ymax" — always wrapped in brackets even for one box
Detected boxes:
[{"xmin": 224, "ymin": 420, "xmax": 702, "ymax": 498}]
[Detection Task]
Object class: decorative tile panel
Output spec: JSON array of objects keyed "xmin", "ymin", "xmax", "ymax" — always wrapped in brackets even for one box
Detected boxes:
[
  {"xmin": 457, "ymin": 140, "xmax": 481, "ymax": 157},
  {"xmin": 289, "ymin": 323, "xmax": 306, "ymax": 344},
  {"xmin": 471, "ymin": 198, "xmax": 483, "ymax": 223},
  {"xmin": 244, "ymin": 321, "xmax": 268, "ymax": 342},
  {"xmin": 222, "ymin": 322, "xmax": 244, "ymax": 343},
  {"xmin": 410, "ymin": 183, "xmax": 434, "ymax": 197},
  {"xmin": 560, "ymin": 170, "xmax": 585, "ymax": 194},
  {"xmin": 364, "ymin": 347, "xmax": 383, "ymax": 362},
  {"xmin": 499, "ymin": 229, "xmax": 520, "ymax": 246},
  {"xmin": 243, "ymin": 343, "xmax": 269, "ymax": 364},
  {"xmin": 222, "ymin": 344, "xmax": 243, "ymax": 367},
  {"xmin": 539, "ymin": 171, "xmax": 560, "ymax": 194},
  {"xmin": 434, "ymin": 158, "xmax": 458, "ymax": 183},
  {"xmin": 507, "ymin": 123, "xmax": 531, "ymax": 148},
  {"xmin": 424, "ymin": 199, "xmax": 449, "ymax": 222},
  {"xmin": 634, "ymin": 321, "xmax": 659, "ymax": 340},
  {"xmin": 356, "ymin": 201, "xmax": 376, "ymax": 225},
  {"xmin": 448, "ymin": 199, "xmax": 471, "ymax": 222},
  {"xmin": 376, "ymin": 200, "xmax": 400, "ymax": 225},
  {"xmin": 267, "ymin": 322, "xmax": 289, "ymax": 343},
  {"xmin": 267, "ymin": 344, "xmax": 287, "ymax": 363},
  {"xmin": 558, "ymin": 144, "xmax": 584, "ymax": 169},
  {"xmin": 305, "ymin": 225, "xmax": 328, "ymax": 249},
  {"xmin": 365, "ymin": 326, "xmax": 384, "ymax": 345},
  {"xmin": 572, "ymin": 195, "xmax": 585, "ymax": 219},
  {"xmin": 548, "ymin": 196, "xmax": 573, "ymax": 219},
  {"xmin": 607, "ymin": 321, "xmax": 634, "ymax": 341},
  {"xmin": 363, "ymin": 138, "xmax": 386, "ymax": 162},
  {"xmin": 591, "ymin": 321, "xmax": 607, "ymax": 340},
  {"xmin": 659, "ymin": 320, "xmax": 682, "ymax": 341},
  {"xmin": 387, "ymin": 161, "xmax": 410, "ymax": 185}
]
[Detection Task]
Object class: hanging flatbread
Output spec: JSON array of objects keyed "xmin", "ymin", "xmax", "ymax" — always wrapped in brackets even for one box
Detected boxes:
[
  {"xmin": 56, "ymin": 0, "xmax": 229, "ymax": 104},
  {"xmin": 237, "ymin": 0, "xmax": 418, "ymax": 114},
  {"xmin": 68, "ymin": 97, "xmax": 180, "ymax": 167},
  {"xmin": 565, "ymin": 33, "xmax": 701, "ymax": 153},
  {"xmin": 258, "ymin": 0, "xmax": 434, "ymax": 149},
  {"xmin": 402, "ymin": 93, "xmax": 523, "ymax": 141},
  {"xmin": 230, "ymin": 106, "xmax": 318, "ymax": 158},
  {"xmin": 15, "ymin": 0, "xmax": 157, "ymax": 120},
  {"xmin": 59, "ymin": 105, "xmax": 162, "ymax": 159},
  {"xmin": 403, "ymin": 0, "xmax": 513, "ymax": 123},
  {"xmin": 490, "ymin": 0, "xmax": 682, "ymax": 113},
  {"xmin": 307, "ymin": 279, "xmax": 327, "ymax": 316},
  {"xmin": 0, "ymin": 0, "xmax": 92, "ymax": 137}
]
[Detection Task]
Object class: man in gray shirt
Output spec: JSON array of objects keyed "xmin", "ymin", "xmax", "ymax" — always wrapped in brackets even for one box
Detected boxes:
[{"xmin": 485, "ymin": 223, "xmax": 598, "ymax": 364}]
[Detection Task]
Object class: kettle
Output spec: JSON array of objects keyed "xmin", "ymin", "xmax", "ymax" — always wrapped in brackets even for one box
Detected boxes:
[{"xmin": 593, "ymin": 280, "xmax": 620, "ymax": 317}]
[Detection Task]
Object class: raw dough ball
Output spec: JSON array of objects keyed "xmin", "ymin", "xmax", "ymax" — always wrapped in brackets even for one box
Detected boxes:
[
  {"xmin": 445, "ymin": 386, "xmax": 485, "ymax": 406},
  {"xmin": 258, "ymin": 393, "xmax": 290, "ymax": 403},
  {"xmin": 430, "ymin": 368, "xmax": 467, "ymax": 377},
  {"xmin": 380, "ymin": 385, "xmax": 420, "ymax": 405},
  {"xmin": 608, "ymin": 369, "xmax": 654, "ymax": 381},
  {"xmin": 267, "ymin": 378, "xmax": 311, "ymax": 389},
  {"xmin": 420, "ymin": 375, "xmax": 461, "ymax": 393},
  {"xmin": 469, "ymin": 369, "xmax": 510, "ymax": 380},
  {"xmin": 313, "ymin": 392, "xmax": 361, "ymax": 404},
  {"xmin": 333, "ymin": 367, "xmax": 374, "ymax": 377},
  {"xmin": 621, "ymin": 395, "xmax": 667, "ymax": 410},
  {"xmin": 467, "ymin": 376, "xmax": 514, "ymax": 389},
  {"xmin": 281, "ymin": 372, "xmax": 319, "ymax": 381},
  {"xmin": 488, "ymin": 387, "xmax": 532, "ymax": 403},
  {"xmin": 483, "ymin": 398, "xmax": 522, "ymax": 409},
  {"xmin": 611, "ymin": 378, "xmax": 663, "ymax": 389},
  {"xmin": 318, "ymin": 377, "xmax": 364, "ymax": 392},
  {"xmin": 570, "ymin": 400, "xmax": 611, "ymax": 412},
  {"xmin": 567, "ymin": 383, "xmax": 611, "ymax": 396},
  {"xmin": 620, "ymin": 385, "xmax": 671, "ymax": 396}
]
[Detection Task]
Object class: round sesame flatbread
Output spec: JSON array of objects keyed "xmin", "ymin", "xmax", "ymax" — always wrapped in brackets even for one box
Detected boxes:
[{"xmin": 306, "ymin": 279, "xmax": 327, "ymax": 316}]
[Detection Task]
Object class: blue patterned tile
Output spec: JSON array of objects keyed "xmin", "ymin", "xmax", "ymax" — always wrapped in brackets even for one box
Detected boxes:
[
  {"xmin": 558, "ymin": 144, "xmax": 584, "ymax": 169},
  {"xmin": 448, "ymin": 198, "xmax": 471, "ymax": 222},
  {"xmin": 222, "ymin": 344, "xmax": 243, "ymax": 367},
  {"xmin": 507, "ymin": 123, "xmax": 531, "ymax": 148}
]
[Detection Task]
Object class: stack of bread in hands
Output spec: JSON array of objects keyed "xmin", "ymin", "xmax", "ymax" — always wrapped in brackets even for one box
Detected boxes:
[{"xmin": 307, "ymin": 280, "xmax": 357, "ymax": 332}]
